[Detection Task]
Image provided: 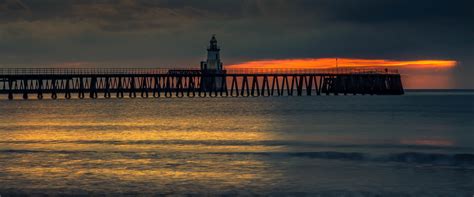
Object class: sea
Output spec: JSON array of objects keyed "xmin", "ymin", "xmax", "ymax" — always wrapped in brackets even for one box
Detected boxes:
[{"xmin": 0, "ymin": 90, "xmax": 473, "ymax": 196}]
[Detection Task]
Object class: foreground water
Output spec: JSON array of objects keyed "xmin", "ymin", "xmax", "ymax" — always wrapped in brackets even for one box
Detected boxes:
[{"xmin": 0, "ymin": 91, "xmax": 473, "ymax": 196}]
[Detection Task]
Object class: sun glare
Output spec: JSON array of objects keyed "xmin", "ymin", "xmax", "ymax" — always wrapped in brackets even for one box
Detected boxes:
[{"xmin": 227, "ymin": 58, "xmax": 457, "ymax": 69}]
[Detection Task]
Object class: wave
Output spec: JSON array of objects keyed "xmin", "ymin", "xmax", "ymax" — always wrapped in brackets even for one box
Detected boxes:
[
  {"xmin": 2, "ymin": 148, "xmax": 474, "ymax": 167},
  {"xmin": 213, "ymin": 151, "xmax": 474, "ymax": 167},
  {"xmin": 1, "ymin": 140, "xmax": 472, "ymax": 151}
]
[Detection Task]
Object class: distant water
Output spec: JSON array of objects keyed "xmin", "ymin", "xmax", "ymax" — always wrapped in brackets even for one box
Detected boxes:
[{"xmin": 1, "ymin": 91, "xmax": 473, "ymax": 196}]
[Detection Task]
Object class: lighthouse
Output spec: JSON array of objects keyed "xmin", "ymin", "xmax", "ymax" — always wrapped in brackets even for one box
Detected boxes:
[
  {"xmin": 200, "ymin": 35, "xmax": 223, "ymax": 72},
  {"xmin": 200, "ymin": 35, "xmax": 225, "ymax": 91}
]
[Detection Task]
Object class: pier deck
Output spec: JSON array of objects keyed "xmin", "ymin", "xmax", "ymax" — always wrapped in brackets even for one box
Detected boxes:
[{"xmin": 0, "ymin": 68, "xmax": 404, "ymax": 99}]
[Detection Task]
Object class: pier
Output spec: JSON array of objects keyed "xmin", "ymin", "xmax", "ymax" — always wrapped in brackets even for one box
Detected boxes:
[{"xmin": 0, "ymin": 68, "xmax": 404, "ymax": 100}]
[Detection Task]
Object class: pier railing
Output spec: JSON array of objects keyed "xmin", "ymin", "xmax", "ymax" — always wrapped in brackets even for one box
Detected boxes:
[
  {"xmin": 0, "ymin": 68, "xmax": 170, "ymax": 75},
  {"xmin": 0, "ymin": 68, "xmax": 399, "ymax": 75}
]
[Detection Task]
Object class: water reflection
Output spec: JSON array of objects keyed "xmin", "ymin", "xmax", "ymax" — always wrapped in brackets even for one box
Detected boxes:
[
  {"xmin": 1, "ymin": 95, "xmax": 473, "ymax": 195},
  {"xmin": 2, "ymin": 152, "xmax": 281, "ymax": 194},
  {"xmin": 0, "ymin": 99, "xmax": 286, "ymax": 194}
]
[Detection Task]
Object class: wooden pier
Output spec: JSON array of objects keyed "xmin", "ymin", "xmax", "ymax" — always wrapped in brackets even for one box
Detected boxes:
[{"xmin": 0, "ymin": 68, "xmax": 404, "ymax": 100}]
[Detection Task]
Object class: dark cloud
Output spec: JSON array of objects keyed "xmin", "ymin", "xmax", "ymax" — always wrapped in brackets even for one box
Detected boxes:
[{"xmin": 0, "ymin": 0, "xmax": 473, "ymax": 87}]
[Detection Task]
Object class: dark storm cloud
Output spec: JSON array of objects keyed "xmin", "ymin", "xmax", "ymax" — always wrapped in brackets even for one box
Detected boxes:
[
  {"xmin": 0, "ymin": 0, "xmax": 473, "ymax": 87},
  {"xmin": 2, "ymin": 0, "xmax": 473, "ymax": 29},
  {"xmin": 320, "ymin": 0, "xmax": 473, "ymax": 23}
]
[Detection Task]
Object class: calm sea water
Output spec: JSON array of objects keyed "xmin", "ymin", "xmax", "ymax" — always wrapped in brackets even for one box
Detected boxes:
[{"xmin": 1, "ymin": 91, "xmax": 473, "ymax": 196}]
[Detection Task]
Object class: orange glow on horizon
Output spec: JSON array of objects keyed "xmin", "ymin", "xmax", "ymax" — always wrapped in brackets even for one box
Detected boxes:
[{"xmin": 227, "ymin": 58, "xmax": 457, "ymax": 70}]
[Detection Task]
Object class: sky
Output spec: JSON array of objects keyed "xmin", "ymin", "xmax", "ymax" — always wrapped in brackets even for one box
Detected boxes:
[{"xmin": 0, "ymin": 0, "xmax": 473, "ymax": 88}]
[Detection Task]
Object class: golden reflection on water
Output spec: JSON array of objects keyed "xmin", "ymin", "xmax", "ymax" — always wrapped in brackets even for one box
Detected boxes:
[
  {"xmin": 2, "ymin": 151, "xmax": 279, "ymax": 192},
  {"xmin": 1, "ymin": 127, "xmax": 282, "ymax": 152},
  {"xmin": 6, "ymin": 158, "xmax": 265, "ymax": 178},
  {"xmin": 4, "ymin": 159, "xmax": 268, "ymax": 183},
  {"xmin": 3, "ymin": 129, "xmax": 272, "ymax": 141},
  {"xmin": 3, "ymin": 143, "xmax": 282, "ymax": 153},
  {"xmin": 0, "ymin": 100, "xmax": 285, "ymax": 192},
  {"xmin": 1, "ymin": 107, "xmax": 281, "ymax": 148}
]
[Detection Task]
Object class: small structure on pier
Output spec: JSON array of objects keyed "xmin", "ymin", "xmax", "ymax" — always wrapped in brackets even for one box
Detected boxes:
[
  {"xmin": 201, "ymin": 35, "xmax": 223, "ymax": 72},
  {"xmin": 200, "ymin": 35, "xmax": 225, "ymax": 91}
]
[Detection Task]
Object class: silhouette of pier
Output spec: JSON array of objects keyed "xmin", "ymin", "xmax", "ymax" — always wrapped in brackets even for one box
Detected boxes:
[{"xmin": 0, "ymin": 68, "xmax": 404, "ymax": 100}]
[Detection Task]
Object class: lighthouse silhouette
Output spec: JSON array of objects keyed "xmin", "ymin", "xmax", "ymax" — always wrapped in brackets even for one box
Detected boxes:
[{"xmin": 200, "ymin": 35, "xmax": 225, "ymax": 91}]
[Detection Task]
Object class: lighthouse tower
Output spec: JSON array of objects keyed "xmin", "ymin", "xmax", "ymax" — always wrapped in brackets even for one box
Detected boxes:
[
  {"xmin": 200, "ymin": 35, "xmax": 224, "ymax": 91},
  {"xmin": 200, "ymin": 35, "xmax": 223, "ymax": 72}
]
